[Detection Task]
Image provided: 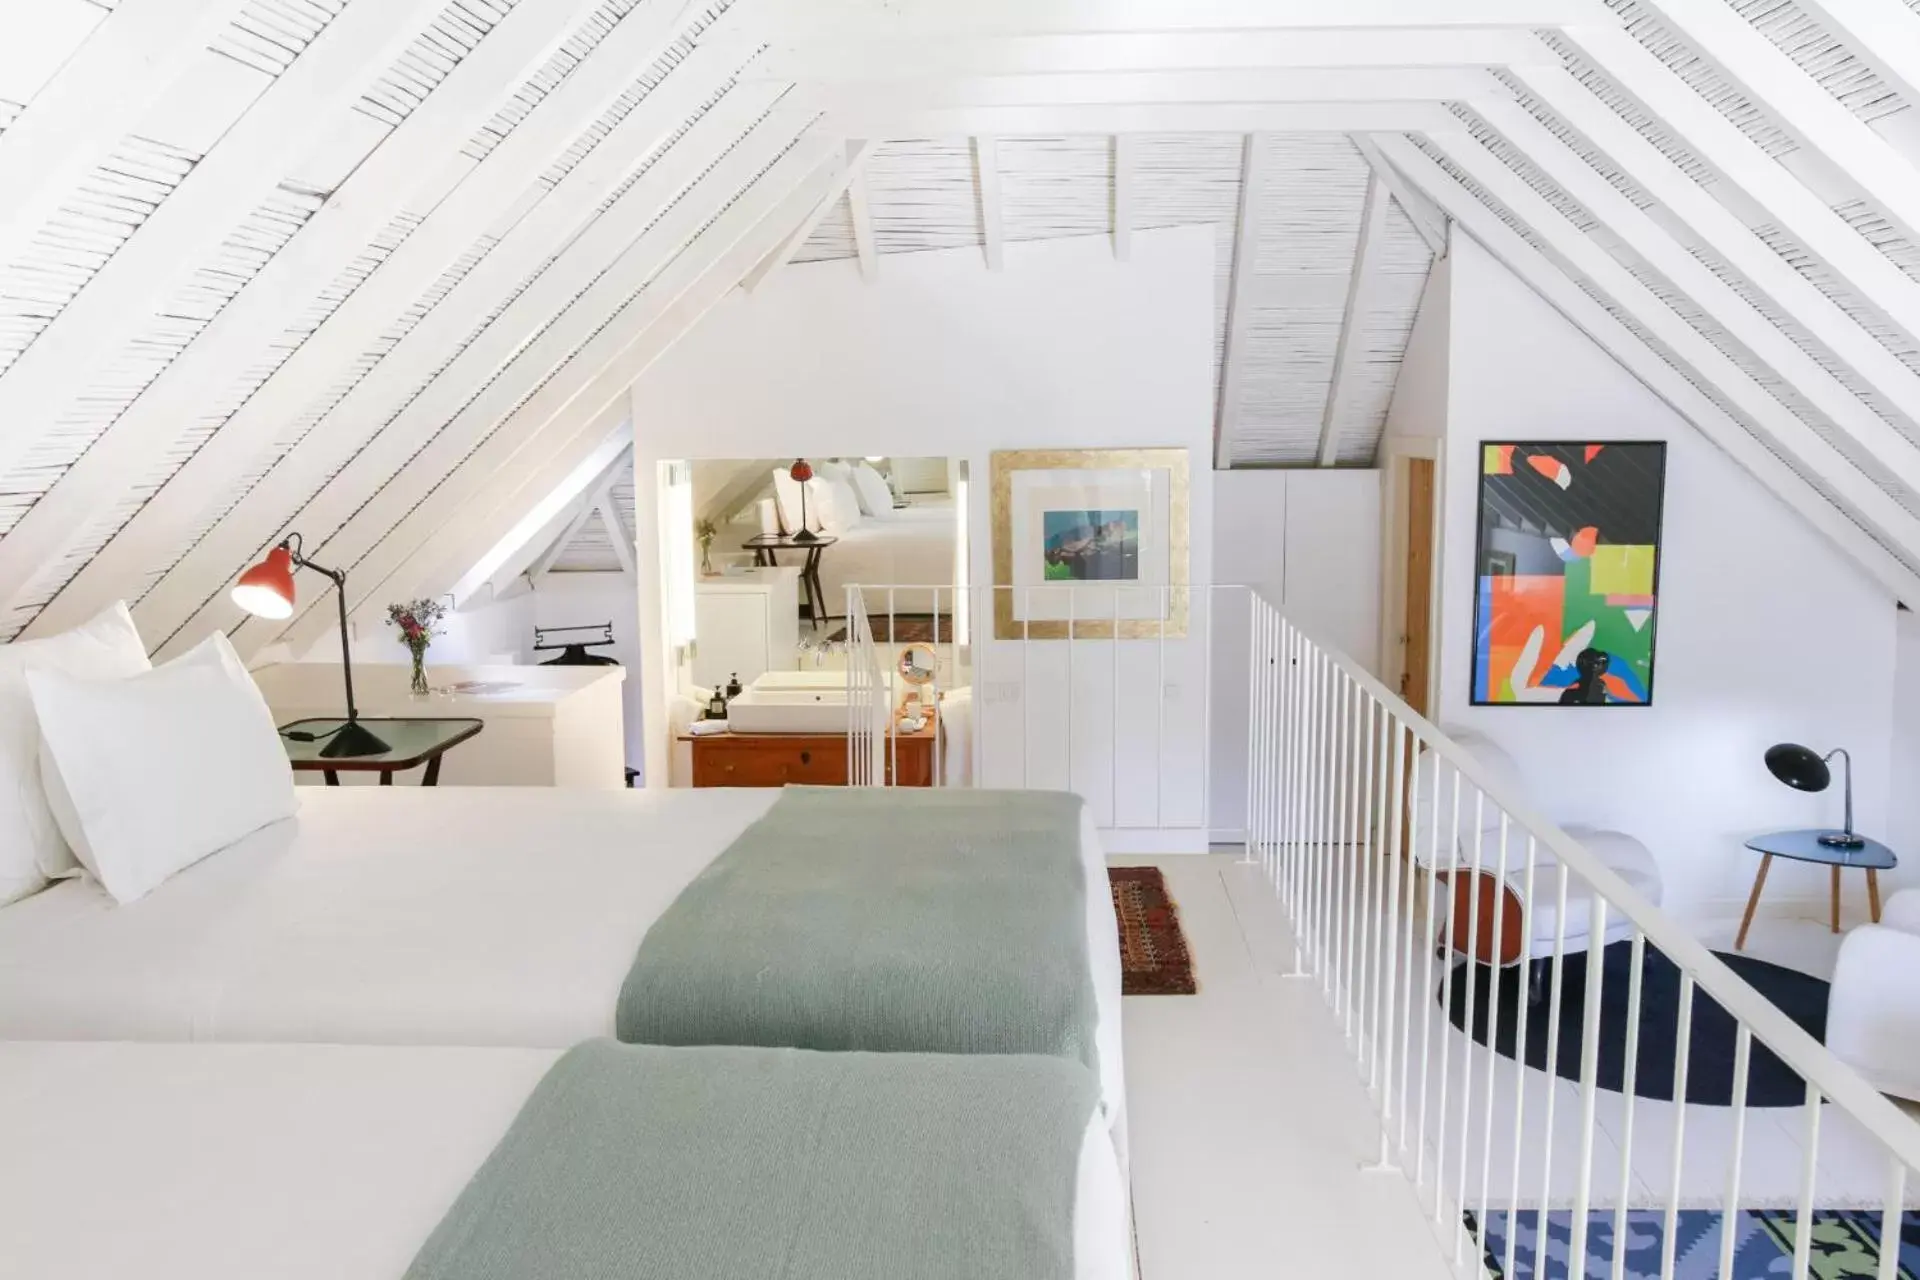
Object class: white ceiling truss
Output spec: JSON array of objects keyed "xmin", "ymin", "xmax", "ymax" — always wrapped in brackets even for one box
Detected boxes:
[{"xmin": 5, "ymin": 0, "xmax": 1920, "ymax": 659}]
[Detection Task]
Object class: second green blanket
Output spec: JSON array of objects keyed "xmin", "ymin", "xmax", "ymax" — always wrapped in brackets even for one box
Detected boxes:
[{"xmin": 617, "ymin": 786, "xmax": 1099, "ymax": 1083}]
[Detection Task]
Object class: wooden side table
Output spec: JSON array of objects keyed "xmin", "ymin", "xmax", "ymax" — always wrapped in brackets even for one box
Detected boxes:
[
  {"xmin": 680, "ymin": 717, "xmax": 937, "ymax": 788},
  {"xmin": 279, "ymin": 717, "xmax": 483, "ymax": 786},
  {"xmin": 742, "ymin": 533, "xmax": 837, "ymax": 630},
  {"xmin": 1735, "ymin": 828, "xmax": 1898, "ymax": 950}
]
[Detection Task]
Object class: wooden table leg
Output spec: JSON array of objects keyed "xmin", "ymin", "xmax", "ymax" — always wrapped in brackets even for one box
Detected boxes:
[
  {"xmin": 1831, "ymin": 864, "xmax": 1842, "ymax": 933},
  {"xmin": 1869, "ymin": 867, "xmax": 1883, "ymax": 923},
  {"xmin": 423, "ymin": 755, "xmax": 443, "ymax": 787},
  {"xmin": 379, "ymin": 771, "xmax": 393, "ymax": 786},
  {"xmin": 323, "ymin": 769, "xmax": 340, "ymax": 786},
  {"xmin": 1735, "ymin": 853, "xmax": 1772, "ymax": 951}
]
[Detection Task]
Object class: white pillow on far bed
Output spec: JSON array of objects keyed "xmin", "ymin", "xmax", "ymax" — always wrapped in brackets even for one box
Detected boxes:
[
  {"xmin": 0, "ymin": 601, "xmax": 151, "ymax": 905},
  {"xmin": 29, "ymin": 631, "xmax": 296, "ymax": 905},
  {"xmin": 849, "ymin": 463, "xmax": 893, "ymax": 516}
]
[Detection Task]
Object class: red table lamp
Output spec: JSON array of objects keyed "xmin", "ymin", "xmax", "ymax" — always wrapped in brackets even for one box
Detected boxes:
[
  {"xmin": 232, "ymin": 534, "xmax": 390, "ymax": 759},
  {"xmin": 789, "ymin": 458, "xmax": 819, "ymax": 543}
]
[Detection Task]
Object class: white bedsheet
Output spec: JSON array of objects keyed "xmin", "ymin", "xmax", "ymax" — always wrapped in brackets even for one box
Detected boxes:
[
  {"xmin": 818, "ymin": 502, "xmax": 956, "ymax": 616},
  {"xmin": 0, "ymin": 1041, "xmax": 1129, "ymax": 1280},
  {"xmin": 0, "ymin": 785, "xmax": 1126, "ymax": 1157}
]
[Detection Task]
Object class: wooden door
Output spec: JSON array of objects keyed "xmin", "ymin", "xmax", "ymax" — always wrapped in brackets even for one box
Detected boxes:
[{"xmin": 1400, "ymin": 457, "xmax": 1435, "ymax": 718}]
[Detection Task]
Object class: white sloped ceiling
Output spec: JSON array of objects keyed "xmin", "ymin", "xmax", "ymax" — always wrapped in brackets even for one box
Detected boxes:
[{"xmin": 3, "ymin": 0, "xmax": 1920, "ymax": 651}]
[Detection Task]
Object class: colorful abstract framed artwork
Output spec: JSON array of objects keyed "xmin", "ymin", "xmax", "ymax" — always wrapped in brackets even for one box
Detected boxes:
[{"xmin": 1470, "ymin": 441, "xmax": 1666, "ymax": 707}]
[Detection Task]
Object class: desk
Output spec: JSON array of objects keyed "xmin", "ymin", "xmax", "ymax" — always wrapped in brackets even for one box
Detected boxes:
[
  {"xmin": 1736, "ymin": 828, "xmax": 1898, "ymax": 950},
  {"xmin": 251, "ymin": 663, "xmax": 625, "ymax": 788},
  {"xmin": 742, "ymin": 533, "xmax": 837, "ymax": 629},
  {"xmin": 280, "ymin": 717, "xmax": 482, "ymax": 786}
]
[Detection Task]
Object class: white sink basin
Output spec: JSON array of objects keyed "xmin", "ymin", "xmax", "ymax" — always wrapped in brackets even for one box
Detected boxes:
[{"xmin": 723, "ymin": 670, "xmax": 900, "ymax": 734}]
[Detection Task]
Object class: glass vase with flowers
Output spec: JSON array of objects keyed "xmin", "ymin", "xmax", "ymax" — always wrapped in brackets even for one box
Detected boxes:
[{"xmin": 387, "ymin": 597, "xmax": 447, "ymax": 697}]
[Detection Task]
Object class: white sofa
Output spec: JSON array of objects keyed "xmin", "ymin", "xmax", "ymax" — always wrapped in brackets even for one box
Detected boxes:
[
  {"xmin": 1829, "ymin": 889, "xmax": 1920, "ymax": 1102},
  {"xmin": 1412, "ymin": 730, "xmax": 1664, "ymax": 967}
]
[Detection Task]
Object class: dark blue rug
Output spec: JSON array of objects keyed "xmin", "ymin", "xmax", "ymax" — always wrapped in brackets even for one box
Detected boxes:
[{"xmin": 1467, "ymin": 1206, "xmax": 1920, "ymax": 1279}]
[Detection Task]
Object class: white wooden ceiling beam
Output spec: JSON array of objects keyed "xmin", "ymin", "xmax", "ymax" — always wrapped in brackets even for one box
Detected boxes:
[
  {"xmin": 1632, "ymin": 0, "xmax": 1920, "ymax": 254},
  {"xmin": 1112, "ymin": 134, "xmax": 1134, "ymax": 262},
  {"xmin": 453, "ymin": 428, "xmax": 635, "ymax": 607},
  {"xmin": 1317, "ymin": 170, "xmax": 1392, "ymax": 467},
  {"xmin": 253, "ymin": 137, "xmax": 843, "ymax": 659},
  {"xmin": 1507, "ymin": 63, "xmax": 1920, "ymax": 442},
  {"xmin": 0, "ymin": 0, "xmax": 251, "ymax": 275},
  {"xmin": 1563, "ymin": 24, "xmax": 1920, "ymax": 348},
  {"xmin": 0, "ymin": 0, "xmax": 450, "ymax": 483},
  {"xmin": 1215, "ymin": 133, "xmax": 1268, "ymax": 471},
  {"xmin": 1472, "ymin": 97, "xmax": 1920, "ymax": 497},
  {"xmin": 33, "ymin": 60, "xmax": 768, "ymax": 641},
  {"xmin": 0, "ymin": 0, "xmax": 633, "ymax": 623},
  {"xmin": 785, "ymin": 67, "xmax": 1508, "ymax": 112},
  {"xmin": 1424, "ymin": 128, "xmax": 1920, "ymax": 563},
  {"xmin": 601, "ymin": 487, "xmax": 639, "ymax": 578},
  {"xmin": 743, "ymin": 139, "xmax": 871, "ymax": 292},
  {"xmin": 973, "ymin": 136, "xmax": 1004, "ymax": 271},
  {"xmin": 1350, "ymin": 133, "xmax": 1447, "ymax": 255},
  {"xmin": 1795, "ymin": 0, "xmax": 1920, "ymax": 111},
  {"xmin": 820, "ymin": 102, "xmax": 1460, "ymax": 138},
  {"xmin": 135, "ymin": 98, "xmax": 799, "ymax": 651},
  {"xmin": 747, "ymin": 28, "xmax": 1553, "ymax": 80},
  {"xmin": 1376, "ymin": 132, "xmax": 1920, "ymax": 604},
  {"xmin": 848, "ymin": 166, "xmax": 878, "ymax": 281},
  {"xmin": 529, "ymin": 482, "xmax": 619, "ymax": 584},
  {"xmin": 734, "ymin": 0, "xmax": 1593, "ymax": 38}
]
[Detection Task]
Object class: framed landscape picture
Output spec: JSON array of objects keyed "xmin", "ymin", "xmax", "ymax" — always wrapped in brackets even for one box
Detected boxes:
[
  {"xmin": 1470, "ymin": 441, "xmax": 1666, "ymax": 706},
  {"xmin": 991, "ymin": 448, "xmax": 1189, "ymax": 639}
]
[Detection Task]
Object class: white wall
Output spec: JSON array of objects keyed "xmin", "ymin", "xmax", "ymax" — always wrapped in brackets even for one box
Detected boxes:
[
  {"xmin": 630, "ymin": 226, "xmax": 1218, "ymax": 841},
  {"xmin": 1437, "ymin": 235, "xmax": 1901, "ymax": 919}
]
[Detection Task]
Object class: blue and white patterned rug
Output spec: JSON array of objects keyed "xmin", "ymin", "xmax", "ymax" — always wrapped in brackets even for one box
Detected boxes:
[{"xmin": 1467, "ymin": 1207, "xmax": 1920, "ymax": 1279}]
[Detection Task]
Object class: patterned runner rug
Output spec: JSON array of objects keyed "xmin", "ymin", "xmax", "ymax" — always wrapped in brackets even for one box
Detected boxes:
[{"xmin": 1109, "ymin": 867, "xmax": 1196, "ymax": 996}]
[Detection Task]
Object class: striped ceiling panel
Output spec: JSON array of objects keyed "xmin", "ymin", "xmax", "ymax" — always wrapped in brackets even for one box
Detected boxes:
[{"xmin": 11, "ymin": 0, "xmax": 1920, "ymax": 648}]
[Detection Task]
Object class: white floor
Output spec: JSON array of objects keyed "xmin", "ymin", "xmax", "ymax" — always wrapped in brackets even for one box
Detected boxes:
[
  {"xmin": 1119, "ymin": 854, "xmax": 1920, "ymax": 1280},
  {"xmin": 1116, "ymin": 854, "xmax": 1462, "ymax": 1280}
]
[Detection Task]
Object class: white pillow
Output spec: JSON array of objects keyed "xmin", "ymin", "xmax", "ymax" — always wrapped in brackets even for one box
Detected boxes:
[
  {"xmin": 0, "ymin": 601, "xmax": 151, "ymax": 904},
  {"xmin": 818, "ymin": 474, "xmax": 863, "ymax": 533},
  {"xmin": 29, "ymin": 631, "xmax": 295, "ymax": 906},
  {"xmin": 849, "ymin": 463, "xmax": 893, "ymax": 517}
]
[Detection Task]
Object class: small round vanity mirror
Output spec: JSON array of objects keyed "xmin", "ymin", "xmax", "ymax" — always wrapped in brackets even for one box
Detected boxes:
[{"xmin": 897, "ymin": 644, "xmax": 937, "ymax": 686}]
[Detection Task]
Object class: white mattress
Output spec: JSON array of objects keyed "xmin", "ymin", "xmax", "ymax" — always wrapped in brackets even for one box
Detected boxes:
[
  {"xmin": 0, "ymin": 785, "xmax": 1126, "ymax": 1157},
  {"xmin": 0, "ymin": 1041, "xmax": 1129, "ymax": 1280},
  {"xmin": 819, "ymin": 503, "xmax": 957, "ymax": 616}
]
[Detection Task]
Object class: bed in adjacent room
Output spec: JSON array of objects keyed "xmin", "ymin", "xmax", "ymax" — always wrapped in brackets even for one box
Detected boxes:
[
  {"xmin": 0, "ymin": 785, "xmax": 1127, "ymax": 1157},
  {"xmin": 813, "ymin": 499, "xmax": 957, "ymax": 618},
  {"xmin": 0, "ymin": 1039, "xmax": 1128, "ymax": 1280}
]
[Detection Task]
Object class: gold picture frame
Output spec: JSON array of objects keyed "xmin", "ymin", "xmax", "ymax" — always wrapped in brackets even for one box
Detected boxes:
[{"xmin": 990, "ymin": 447, "xmax": 1190, "ymax": 639}]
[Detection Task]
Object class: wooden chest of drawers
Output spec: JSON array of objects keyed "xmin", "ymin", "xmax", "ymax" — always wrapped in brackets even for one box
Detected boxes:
[{"xmin": 683, "ymin": 725, "xmax": 935, "ymax": 788}]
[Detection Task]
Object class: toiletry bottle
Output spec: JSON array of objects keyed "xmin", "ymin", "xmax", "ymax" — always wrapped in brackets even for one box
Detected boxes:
[
  {"xmin": 706, "ymin": 685, "xmax": 728, "ymax": 720},
  {"xmin": 725, "ymin": 672, "xmax": 742, "ymax": 701}
]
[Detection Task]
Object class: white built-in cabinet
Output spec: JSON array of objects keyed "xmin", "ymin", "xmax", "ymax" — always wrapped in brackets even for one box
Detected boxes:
[{"xmin": 692, "ymin": 567, "xmax": 800, "ymax": 693}]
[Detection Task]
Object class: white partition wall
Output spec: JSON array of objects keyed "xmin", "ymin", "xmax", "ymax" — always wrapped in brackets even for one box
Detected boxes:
[{"xmin": 631, "ymin": 226, "xmax": 1217, "ymax": 803}]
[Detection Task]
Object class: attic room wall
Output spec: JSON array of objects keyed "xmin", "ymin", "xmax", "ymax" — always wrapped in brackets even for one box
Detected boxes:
[
  {"xmin": 628, "ymin": 225, "xmax": 1215, "ymax": 834},
  {"xmin": 1436, "ymin": 234, "xmax": 1902, "ymax": 921}
]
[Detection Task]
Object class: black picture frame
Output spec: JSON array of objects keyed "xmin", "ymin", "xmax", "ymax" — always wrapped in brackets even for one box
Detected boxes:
[{"xmin": 1468, "ymin": 440, "xmax": 1667, "ymax": 708}]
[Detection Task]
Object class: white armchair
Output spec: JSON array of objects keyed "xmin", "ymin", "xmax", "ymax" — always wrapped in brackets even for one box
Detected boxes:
[
  {"xmin": 1412, "ymin": 731, "xmax": 1664, "ymax": 970},
  {"xmin": 1829, "ymin": 889, "xmax": 1920, "ymax": 1102}
]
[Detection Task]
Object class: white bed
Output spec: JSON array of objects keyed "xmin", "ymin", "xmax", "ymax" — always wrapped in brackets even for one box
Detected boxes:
[
  {"xmin": 0, "ymin": 1040, "xmax": 1130, "ymax": 1280},
  {"xmin": 0, "ymin": 785, "xmax": 1126, "ymax": 1156},
  {"xmin": 816, "ymin": 500, "xmax": 957, "ymax": 618}
]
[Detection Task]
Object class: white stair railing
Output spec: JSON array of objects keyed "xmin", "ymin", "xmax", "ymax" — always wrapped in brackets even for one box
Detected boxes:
[
  {"xmin": 844, "ymin": 585, "xmax": 886, "ymax": 785},
  {"xmin": 1247, "ymin": 591, "xmax": 1920, "ymax": 1280}
]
